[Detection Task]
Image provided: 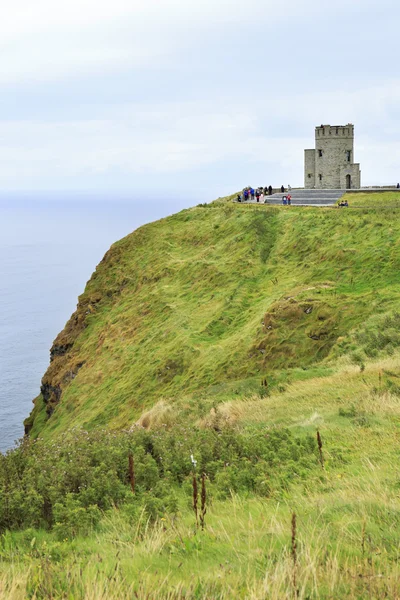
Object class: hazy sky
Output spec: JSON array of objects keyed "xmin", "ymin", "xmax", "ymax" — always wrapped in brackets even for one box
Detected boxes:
[{"xmin": 1, "ymin": 0, "xmax": 399, "ymax": 198}]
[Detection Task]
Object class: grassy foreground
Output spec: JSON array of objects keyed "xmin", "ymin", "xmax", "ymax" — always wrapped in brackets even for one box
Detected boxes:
[
  {"xmin": 3, "ymin": 362, "xmax": 400, "ymax": 600},
  {"xmin": 2, "ymin": 191, "xmax": 400, "ymax": 597}
]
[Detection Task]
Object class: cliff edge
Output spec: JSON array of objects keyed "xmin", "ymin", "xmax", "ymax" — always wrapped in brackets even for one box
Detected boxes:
[{"xmin": 25, "ymin": 193, "xmax": 400, "ymax": 438}]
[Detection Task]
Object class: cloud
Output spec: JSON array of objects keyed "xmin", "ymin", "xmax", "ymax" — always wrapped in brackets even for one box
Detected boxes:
[
  {"xmin": 0, "ymin": 0, "xmax": 385, "ymax": 84},
  {"xmin": 1, "ymin": 83, "xmax": 399, "ymax": 191},
  {"xmin": 0, "ymin": 0, "xmax": 399, "ymax": 193},
  {"xmin": 0, "ymin": 107, "xmax": 256, "ymax": 181}
]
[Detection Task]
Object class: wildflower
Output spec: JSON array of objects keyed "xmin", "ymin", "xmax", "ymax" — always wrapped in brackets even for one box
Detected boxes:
[{"xmin": 190, "ymin": 454, "xmax": 197, "ymax": 468}]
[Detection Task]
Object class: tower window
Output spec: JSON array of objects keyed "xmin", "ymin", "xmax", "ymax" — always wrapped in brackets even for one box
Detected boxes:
[
  {"xmin": 308, "ymin": 173, "xmax": 312, "ymax": 178},
  {"xmin": 336, "ymin": 127, "xmax": 338, "ymax": 134},
  {"xmin": 318, "ymin": 149, "xmax": 323, "ymax": 157},
  {"xmin": 319, "ymin": 174, "xmax": 322, "ymax": 181},
  {"xmin": 346, "ymin": 150, "xmax": 351, "ymax": 162}
]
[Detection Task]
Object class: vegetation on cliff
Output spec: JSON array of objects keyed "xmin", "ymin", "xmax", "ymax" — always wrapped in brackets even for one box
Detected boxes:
[
  {"xmin": 1, "ymin": 190, "xmax": 400, "ymax": 598},
  {"xmin": 25, "ymin": 191, "xmax": 400, "ymax": 439}
]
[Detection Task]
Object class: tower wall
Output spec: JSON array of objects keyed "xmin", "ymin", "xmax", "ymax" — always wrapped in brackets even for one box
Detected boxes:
[
  {"xmin": 304, "ymin": 149, "xmax": 315, "ymax": 189},
  {"xmin": 304, "ymin": 124, "xmax": 361, "ymax": 189},
  {"xmin": 340, "ymin": 164, "xmax": 361, "ymax": 189}
]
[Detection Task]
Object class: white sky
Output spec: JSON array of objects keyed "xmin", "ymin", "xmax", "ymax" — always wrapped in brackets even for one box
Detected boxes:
[{"xmin": 0, "ymin": 0, "xmax": 399, "ymax": 198}]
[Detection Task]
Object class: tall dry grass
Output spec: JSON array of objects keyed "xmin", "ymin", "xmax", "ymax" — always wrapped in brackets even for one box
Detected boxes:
[
  {"xmin": 2, "ymin": 495, "xmax": 400, "ymax": 600},
  {"xmin": 0, "ymin": 570, "xmax": 27, "ymax": 600}
]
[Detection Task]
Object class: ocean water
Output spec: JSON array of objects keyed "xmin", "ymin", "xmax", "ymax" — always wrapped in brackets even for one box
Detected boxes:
[{"xmin": 0, "ymin": 193, "xmax": 194, "ymax": 452}]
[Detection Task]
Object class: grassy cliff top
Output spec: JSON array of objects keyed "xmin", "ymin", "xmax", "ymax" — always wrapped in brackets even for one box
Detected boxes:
[
  {"xmin": 6, "ymin": 190, "xmax": 400, "ymax": 598},
  {"xmin": 25, "ymin": 191, "xmax": 400, "ymax": 438}
]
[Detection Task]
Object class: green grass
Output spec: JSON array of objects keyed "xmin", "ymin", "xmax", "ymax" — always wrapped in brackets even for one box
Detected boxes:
[
  {"xmin": 3, "ymin": 419, "xmax": 400, "ymax": 600},
  {"xmin": 25, "ymin": 194, "xmax": 400, "ymax": 438},
  {"xmin": 9, "ymin": 190, "xmax": 400, "ymax": 597},
  {"xmin": 344, "ymin": 190, "xmax": 400, "ymax": 207}
]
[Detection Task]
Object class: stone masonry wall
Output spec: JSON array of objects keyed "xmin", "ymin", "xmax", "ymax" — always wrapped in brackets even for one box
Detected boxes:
[
  {"xmin": 304, "ymin": 149, "xmax": 315, "ymax": 189},
  {"xmin": 304, "ymin": 124, "xmax": 361, "ymax": 189},
  {"xmin": 340, "ymin": 164, "xmax": 361, "ymax": 189}
]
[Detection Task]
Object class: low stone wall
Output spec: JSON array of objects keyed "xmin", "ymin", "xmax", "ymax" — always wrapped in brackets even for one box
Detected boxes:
[{"xmin": 346, "ymin": 187, "xmax": 399, "ymax": 194}]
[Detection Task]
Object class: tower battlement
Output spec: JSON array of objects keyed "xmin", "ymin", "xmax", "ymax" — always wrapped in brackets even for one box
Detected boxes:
[
  {"xmin": 304, "ymin": 123, "xmax": 361, "ymax": 189},
  {"xmin": 315, "ymin": 124, "xmax": 354, "ymax": 139}
]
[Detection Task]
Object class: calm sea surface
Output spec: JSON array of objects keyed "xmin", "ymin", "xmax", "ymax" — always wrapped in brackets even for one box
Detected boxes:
[{"xmin": 0, "ymin": 193, "xmax": 194, "ymax": 452}]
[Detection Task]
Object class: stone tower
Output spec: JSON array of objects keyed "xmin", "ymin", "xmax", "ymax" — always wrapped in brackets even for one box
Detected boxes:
[{"xmin": 304, "ymin": 124, "xmax": 361, "ymax": 189}]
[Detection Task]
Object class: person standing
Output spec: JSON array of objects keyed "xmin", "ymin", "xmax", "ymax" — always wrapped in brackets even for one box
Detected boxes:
[
  {"xmin": 268, "ymin": 185, "xmax": 272, "ymax": 196},
  {"xmin": 255, "ymin": 189, "xmax": 260, "ymax": 202},
  {"xmin": 250, "ymin": 188, "xmax": 255, "ymax": 201},
  {"xmin": 260, "ymin": 191, "xmax": 265, "ymax": 203},
  {"xmin": 281, "ymin": 185, "xmax": 285, "ymax": 193}
]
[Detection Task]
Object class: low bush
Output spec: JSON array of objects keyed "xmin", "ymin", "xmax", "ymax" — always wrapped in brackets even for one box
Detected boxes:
[
  {"xmin": 355, "ymin": 312, "xmax": 400, "ymax": 357},
  {"xmin": 0, "ymin": 426, "xmax": 318, "ymax": 533}
]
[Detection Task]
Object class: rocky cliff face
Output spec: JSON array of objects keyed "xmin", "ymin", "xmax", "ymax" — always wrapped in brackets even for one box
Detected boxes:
[{"xmin": 24, "ymin": 242, "xmax": 124, "ymax": 434}]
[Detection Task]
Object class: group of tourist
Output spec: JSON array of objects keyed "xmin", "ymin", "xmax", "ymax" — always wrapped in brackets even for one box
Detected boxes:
[
  {"xmin": 237, "ymin": 185, "xmax": 290, "ymax": 203},
  {"xmin": 237, "ymin": 186, "xmax": 269, "ymax": 203}
]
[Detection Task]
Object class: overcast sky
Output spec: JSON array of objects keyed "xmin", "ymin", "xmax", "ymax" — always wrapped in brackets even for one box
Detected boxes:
[{"xmin": 1, "ymin": 0, "xmax": 399, "ymax": 199}]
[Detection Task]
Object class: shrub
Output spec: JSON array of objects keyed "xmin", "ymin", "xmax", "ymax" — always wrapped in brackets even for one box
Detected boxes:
[
  {"xmin": 0, "ymin": 426, "xmax": 318, "ymax": 532},
  {"xmin": 53, "ymin": 495, "xmax": 101, "ymax": 539},
  {"xmin": 338, "ymin": 405, "xmax": 357, "ymax": 418}
]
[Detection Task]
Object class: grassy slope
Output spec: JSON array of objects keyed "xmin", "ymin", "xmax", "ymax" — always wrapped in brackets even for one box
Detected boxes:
[
  {"xmin": 26, "ymin": 192, "xmax": 400, "ymax": 438},
  {"xmin": 5, "ymin": 354, "xmax": 400, "ymax": 598},
  {"xmin": 9, "ymin": 191, "xmax": 400, "ymax": 598},
  {"xmin": 346, "ymin": 190, "xmax": 400, "ymax": 207}
]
